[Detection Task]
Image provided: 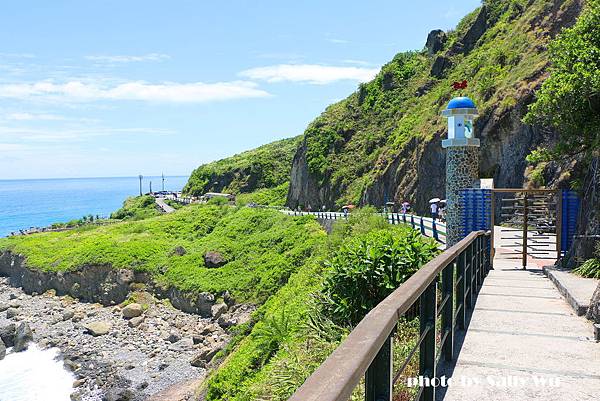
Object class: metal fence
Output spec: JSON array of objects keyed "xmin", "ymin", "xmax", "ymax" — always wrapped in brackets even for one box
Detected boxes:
[{"xmin": 288, "ymin": 230, "xmax": 491, "ymax": 401}]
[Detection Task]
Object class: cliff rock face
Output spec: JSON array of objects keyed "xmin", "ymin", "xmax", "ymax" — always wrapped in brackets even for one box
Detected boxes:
[{"xmin": 287, "ymin": 0, "xmax": 582, "ymax": 213}]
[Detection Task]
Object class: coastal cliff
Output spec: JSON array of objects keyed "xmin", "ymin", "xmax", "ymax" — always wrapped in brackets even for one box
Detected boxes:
[{"xmin": 286, "ymin": 0, "xmax": 582, "ymax": 212}]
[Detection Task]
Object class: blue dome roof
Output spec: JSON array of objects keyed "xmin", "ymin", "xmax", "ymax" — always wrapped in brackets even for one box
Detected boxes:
[{"xmin": 446, "ymin": 96, "xmax": 476, "ymax": 110}]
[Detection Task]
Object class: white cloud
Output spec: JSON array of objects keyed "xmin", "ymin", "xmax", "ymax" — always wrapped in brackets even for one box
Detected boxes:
[
  {"xmin": 0, "ymin": 126, "xmax": 175, "ymax": 142},
  {"xmin": 0, "ymin": 143, "xmax": 28, "ymax": 151},
  {"xmin": 239, "ymin": 64, "xmax": 379, "ymax": 85},
  {"xmin": 0, "ymin": 80, "xmax": 271, "ymax": 103},
  {"xmin": 327, "ymin": 38, "xmax": 349, "ymax": 44},
  {"xmin": 85, "ymin": 53, "xmax": 170, "ymax": 63},
  {"xmin": 5, "ymin": 112, "xmax": 66, "ymax": 121}
]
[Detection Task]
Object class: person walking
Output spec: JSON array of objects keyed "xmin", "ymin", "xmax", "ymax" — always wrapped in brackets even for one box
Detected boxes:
[{"xmin": 430, "ymin": 201, "xmax": 439, "ymax": 221}]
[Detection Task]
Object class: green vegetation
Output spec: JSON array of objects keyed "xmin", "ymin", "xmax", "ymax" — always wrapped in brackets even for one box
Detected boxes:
[
  {"xmin": 524, "ymin": 0, "xmax": 600, "ymax": 160},
  {"xmin": 573, "ymin": 242, "xmax": 600, "ymax": 279},
  {"xmin": 0, "ymin": 205, "xmax": 324, "ymax": 304},
  {"xmin": 110, "ymin": 195, "xmax": 161, "ymax": 220},
  {"xmin": 49, "ymin": 214, "xmax": 103, "ymax": 229},
  {"xmin": 296, "ymin": 0, "xmax": 575, "ymax": 206},
  {"xmin": 184, "ymin": 136, "xmax": 301, "ymax": 200},
  {"xmin": 236, "ymin": 182, "xmax": 289, "ymax": 207},
  {"xmin": 322, "ymin": 227, "xmax": 439, "ymax": 326},
  {"xmin": 202, "ymin": 210, "xmax": 438, "ymax": 400}
]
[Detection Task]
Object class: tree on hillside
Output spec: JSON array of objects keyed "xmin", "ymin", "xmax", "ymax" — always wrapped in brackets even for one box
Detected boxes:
[
  {"xmin": 525, "ymin": 0, "xmax": 600, "ymax": 323},
  {"xmin": 524, "ymin": 0, "xmax": 600, "ymax": 159}
]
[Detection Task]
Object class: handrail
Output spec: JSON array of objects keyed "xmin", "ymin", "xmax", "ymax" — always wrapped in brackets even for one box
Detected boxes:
[{"xmin": 289, "ymin": 230, "xmax": 491, "ymax": 401}]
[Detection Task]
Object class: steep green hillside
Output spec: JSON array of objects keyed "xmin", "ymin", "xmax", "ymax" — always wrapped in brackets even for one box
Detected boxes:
[
  {"xmin": 183, "ymin": 136, "xmax": 301, "ymax": 200},
  {"xmin": 287, "ymin": 0, "xmax": 582, "ymax": 211}
]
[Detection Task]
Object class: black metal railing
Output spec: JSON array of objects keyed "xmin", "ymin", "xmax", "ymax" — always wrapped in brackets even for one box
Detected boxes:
[{"xmin": 288, "ymin": 230, "xmax": 491, "ymax": 401}]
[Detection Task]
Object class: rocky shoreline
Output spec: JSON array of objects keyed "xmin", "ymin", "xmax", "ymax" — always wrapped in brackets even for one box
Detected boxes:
[{"xmin": 0, "ymin": 277, "xmax": 254, "ymax": 401}]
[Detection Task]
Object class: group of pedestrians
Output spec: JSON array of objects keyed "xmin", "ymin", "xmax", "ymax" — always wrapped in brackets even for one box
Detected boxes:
[{"xmin": 429, "ymin": 198, "xmax": 446, "ymax": 222}]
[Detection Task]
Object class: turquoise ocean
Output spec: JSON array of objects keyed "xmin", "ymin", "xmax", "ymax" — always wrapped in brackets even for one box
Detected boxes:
[{"xmin": 0, "ymin": 176, "xmax": 189, "ymax": 237}]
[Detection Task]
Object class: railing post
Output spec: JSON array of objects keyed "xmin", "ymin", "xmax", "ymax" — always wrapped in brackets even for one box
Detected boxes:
[
  {"xmin": 419, "ymin": 282, "xmax": 436, "ymax": 401},
  {"xmin": 475, "ymin": 236, "xmax": 481, "ymax": 290},
  {"xmin": 465, "ymin": 243, "xmax": 473, "ymax": 309},
  {"xmin": 457, "ymin": 250, "xmax": 466, "ymax": 330},
  {"xmin": 441, "ymin": 260, "xmax": 454, "ymax": 361},
  {"xmin": 403, "ymin": 213, "xmax": 407, "ymax": 224},
  {"xmin": 411, "ymin": 215, "xmax": 415, "ymax": 229},
  {"xmin": 365, "ymin": 332, "xmax": 393, "ymax": 401},
  {"xmin": 432, "ymin": 220, "xmax": 439, "ymax": 242},
  {"xmin": 420, "ymin": 217, "xmax": 425, "ymax": 236},
  {"xmin": 486, "ymin": 233, "xmax": 492, "ymax": 274}
]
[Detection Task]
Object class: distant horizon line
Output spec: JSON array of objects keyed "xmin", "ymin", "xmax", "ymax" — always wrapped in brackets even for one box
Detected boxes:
[{"xmin": 0, "ymin": 175, "xmax": 190, "ymax": 182}]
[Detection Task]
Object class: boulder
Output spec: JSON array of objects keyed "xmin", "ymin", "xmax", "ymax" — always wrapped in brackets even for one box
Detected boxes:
[
  {"xmin": 6, "ymin": 307, "xmax": 20, "ymax": 319},
  {"xmin": 62, "ymin": 309, "xmax": 75, "ymax": 321},
  {"xmin": 13, "ymin": 322, "xmax": 33, "ymax": 352},
  {"xmin": 0, "ymin": 338, "xmax": 6, "ymax": 360},
  {"xmin": 0, "ymin": 303, "xmax": 9, "ymax": 312},
  {"xmin": 587, "ymin": 283, "xmax": 600, "ymax": 323},
  {"xmin": 171, "ymin": 246, "xmax": 187, "ymax": 256},
  {"xmin": 190, "ymin": 344, "xmax": 223, "ymax": 367},
  {"xmin": 211, "ymin": 303, "xmax": 228, "ymax": 320},
  {"xmin": 121, "ymin": 303, "xmax": 143, "ymax": 319},
  {"xmin": 0, "ymin": 323, "xmax": 15, "ymax": 348},
  {"xmin": 425, "ymin": 29, "xmax": 447, "ymax": 55},
  {"xmin": 103, "ymin": 386, "xmax": 134, "ymax": 401},
  {"xmin": 128, "ymin": 316, "xmax": 145, "ymax": 328},
  {"xmin": 167, "ymin": 331, "xmax": 181, "ymax": 343},
  {"xmin": 83, "ymin": 321, "xmax": 111, "ymax": 337},
  {"xmin": 203, "ymin": 251, "xmax": 227, "ymax": 268}
]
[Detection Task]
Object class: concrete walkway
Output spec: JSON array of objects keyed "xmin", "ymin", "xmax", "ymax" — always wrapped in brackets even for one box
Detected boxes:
[
  {"xmin": 438, "ymin": 230, "xmax": 600, "ymax": 401},
  {"xmin": 155, "ymin": 197, "xmax": 175, "ymax": 213}
]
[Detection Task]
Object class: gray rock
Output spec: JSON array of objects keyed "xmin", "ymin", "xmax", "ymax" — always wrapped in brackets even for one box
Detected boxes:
[
  {"xmin": 83, "ymin": 321, "xmax": 111, "ymax": 337},
  {"xmin": 211, "ymin": 303, "xmax": 228, "ymax": 319},
  {"xmin": 62, "ymin": 309, "xmax": 75, "ymax": 321},
  {"xmin": 167, "ymin": 331, "xmax": 181, "ymax": 343},
  {"xmin": 127, "ymin": 316, "xmax": 144, "ymax": 328},
  {"xmin": 121, "ymin": 303, "xmax": 143, "ymax": 319},
  {"xmin": 0, "ymin": 323, "xmax": 15, "ymax": 348},
  {"xmin": 0, "ymin": 337, "xmax": 6, "ymax": 360},
  {"xmin": 13, "ymin": 322, "xmax": 33, "ymax": 352},
  {"xmin": 6, "ymin": 307, "xmax": 20, "ymax": 319},
  {"xmin": 103, "ymin": 386, "xmax": 133, "ymax": 401},
  {"xmin": 190, "ymin": 344, "xmax": 223, "ymax": 367},
  {"xmin": 203, "ymin": 251, "xmax": 227, "ymax": 268},
  {"xmin": 0, "ymin": 303, "xmax": 9, "ymax": 312},
  {"xmin": 171, "ymin": 246, "xmax": 187, "ymax": 256},
  {"xmin": 430, "ymin": 56, "xmax": 451, "ymax": 78},
  {"xmin": 425, "ymin": 29, "xmax": 447, "ymax": 55}
]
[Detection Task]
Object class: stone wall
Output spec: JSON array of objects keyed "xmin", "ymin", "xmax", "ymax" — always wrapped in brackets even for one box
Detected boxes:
[{"xmin": 445, "ymin": 146, "xmax": 480, "ymax": 246}]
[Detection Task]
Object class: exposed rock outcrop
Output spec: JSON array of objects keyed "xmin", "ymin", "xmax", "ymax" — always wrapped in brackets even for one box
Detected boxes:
[
  {"xmin": 425, "ymin": 29, "xmax": 447, "ymax": 55},
  {"xmin": 13, "ymin": 322, "xmax": 33, "ymax": 352},
  {"xmin": 203, "ymin": 251, "xmax": 227, "ymax": 268}
]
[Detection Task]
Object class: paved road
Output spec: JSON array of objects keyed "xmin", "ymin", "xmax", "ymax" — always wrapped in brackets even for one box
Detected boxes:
[
  {"xmin": 155, "ymin": 197, "xmax": 175, "ymax": 213},
  {"xmin": 437, "ymin": 227, "xmax": 600, "ymax": 401}
]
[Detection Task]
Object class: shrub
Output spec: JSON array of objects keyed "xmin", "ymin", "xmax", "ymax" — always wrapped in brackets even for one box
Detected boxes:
[
  {"xmin": 321, "ymin": 226, "xmax": 439, "ymax": 326},
  {"xmin": 573, "ymin": 242, "xmax": 600, "ymax": 279}
]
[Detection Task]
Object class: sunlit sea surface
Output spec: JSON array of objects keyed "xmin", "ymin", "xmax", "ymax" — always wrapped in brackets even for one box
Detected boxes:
[{"xmin": 0, "ymin": 176, "xmax": 188, "ymax": 237}]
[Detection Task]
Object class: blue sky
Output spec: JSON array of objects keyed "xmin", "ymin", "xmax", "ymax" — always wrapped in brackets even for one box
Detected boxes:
[{"xmin": 0, "ymin": 0, "xmax": 480, "ymax": 179}]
